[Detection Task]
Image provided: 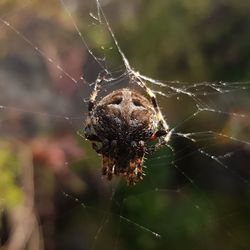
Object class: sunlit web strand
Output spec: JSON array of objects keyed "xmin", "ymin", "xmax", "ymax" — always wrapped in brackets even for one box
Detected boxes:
[
  {"xmin": 174, "ymin": 130, "xmax": 250, "ymax": 163},
  {"xmin": 88, "ymin": 70, "xmax": 130, "ymax": 90},
  {"xmin": 179, "ymin": 131, "xmax": 250, "ymax": 147},
  {"xmin": 154, "ymin": 83, "xmax": 250, "ymax": 97},
  {"xmin": 137, "ymin": 73, "xmax": 208, "ymax": 109},
  {"xmin": 171, "ymin": 80, "xmax": 250, "ymax": 89},
  {"xmin": 100, "ymin": 72, "xmax": 129, "ymax": 89},
  {"xmin": 175, "ymin": 131, "xmax": 250, "ymax": 185},
  {"xmin": 157, "ymin": 80, "xmax": 250, "ymax": 89},
  {"xmin": 170, "ymin": 108, "xmax": 201, "ymax": 133},
  {"xmin": 62, "ymin": 191, "xmax": 86, "ymax": 208},
  {"xmin": 142, "ymin": 77, "xmax": 250, "ymax": 102},
  {"xmin": 197, "ymin": 106, "xmax": 250, "ymax": 119},
  {"xmin": 119, "ymin": 215, "xmax": 161, "ymax": 238},
  {"xmin": 169, "ymin": 105, "xmax": 249, "ymax": 136},
  {"xmin": 171, "ymin": 140, "xmax": 222, "ymax": 165},
  {"xmin": 183, "ymin": 81, "xmax": 250, "ymax": 95}
]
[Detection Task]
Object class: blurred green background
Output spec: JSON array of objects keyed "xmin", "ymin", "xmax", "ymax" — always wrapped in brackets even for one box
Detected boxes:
[{"xmin": 0, "ymin": 0, "xmax": 250, "ymax": 249}]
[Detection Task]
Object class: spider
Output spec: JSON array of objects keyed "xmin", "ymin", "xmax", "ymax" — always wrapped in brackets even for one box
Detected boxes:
[{"xmin": 84, "ymin": 76, "xmax": 171, "ymax": 185}]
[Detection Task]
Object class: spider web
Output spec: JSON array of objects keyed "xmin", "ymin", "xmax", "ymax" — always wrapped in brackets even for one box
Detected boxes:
[{"xmin": 0, "ymin": 0, "xmax": 250, "ymax": 249}]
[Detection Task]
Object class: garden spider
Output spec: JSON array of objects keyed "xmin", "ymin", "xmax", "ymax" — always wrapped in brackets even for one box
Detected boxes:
[{"xmin": 84, "ymin": 74, "xmax": 172, "ymax": 185}]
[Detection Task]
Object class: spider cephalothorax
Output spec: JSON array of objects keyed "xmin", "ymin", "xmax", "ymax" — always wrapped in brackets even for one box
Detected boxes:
[{"xmin": 84, "ymin": 85, "xmax": 170, "ymax": 185}]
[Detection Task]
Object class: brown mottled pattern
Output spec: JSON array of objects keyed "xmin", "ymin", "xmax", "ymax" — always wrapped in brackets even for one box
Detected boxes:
[{"xmin": 84, "ymin": 88, "xmax": 167, "ymax": 185}]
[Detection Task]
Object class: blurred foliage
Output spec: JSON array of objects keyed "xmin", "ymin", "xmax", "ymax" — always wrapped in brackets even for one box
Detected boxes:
[{"xmin": 0, "ymin": 143, "xmax": 23, "ymax": 209}]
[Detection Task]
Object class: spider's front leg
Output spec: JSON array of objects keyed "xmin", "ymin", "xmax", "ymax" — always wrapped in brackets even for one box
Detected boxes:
[
  {"xmin": 135, "ymin": 76, "xmax": 171, "ymax": 146},
  {"xmin": 88, "ymin": 77, "xmax": 102, "ymax": 113},
  {"xmin": 148, "ymin": 128, "xmax": 172, "ymax": 155},
  {"xmin": 84, "ymin": 127, "xmax": 110, "ymax": 178}
]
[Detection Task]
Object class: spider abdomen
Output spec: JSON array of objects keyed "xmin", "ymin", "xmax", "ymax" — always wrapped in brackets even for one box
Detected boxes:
[
  {"xmin": 84, "ymin": 88, "xmax": 169, "ymax": 185},
  {"xmin": 93, "ymin": 100, "xmax": 156, "ymax": 142}
]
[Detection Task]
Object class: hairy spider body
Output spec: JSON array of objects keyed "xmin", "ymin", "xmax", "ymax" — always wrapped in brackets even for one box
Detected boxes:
[{"xmin": 84, "ymin": 86, "xmax": 170, "ymax": 185}]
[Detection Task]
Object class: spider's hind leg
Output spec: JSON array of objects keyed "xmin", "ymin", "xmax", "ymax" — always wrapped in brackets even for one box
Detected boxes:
[{"xmin": 102, "ymin": 155, "xmax": 116, "ymax": 181}]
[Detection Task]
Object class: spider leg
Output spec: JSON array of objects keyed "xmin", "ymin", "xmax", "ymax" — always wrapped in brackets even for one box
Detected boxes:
[
  {"xmin": 88, "ymin": 80, "xmax": 101, "ymax": 113},
  {"xmin": 150, "ymin": 130, "xmax": 167, "ymax": 140},
  {"xmin": 148, "ymin": 129, "xmax": 173, "ymax": 155},
  {"xmin": 135, "ymin": 76, "xmax": 172, "ymax": 146},
  {"xmin": 99, "ymin": 139, "xmax": 117, "ymax": 180},
  {"xmin": 136, "ymin": 77, "xmax": 168, "ymax": 128}
]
